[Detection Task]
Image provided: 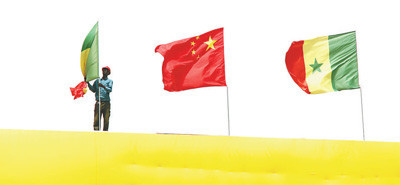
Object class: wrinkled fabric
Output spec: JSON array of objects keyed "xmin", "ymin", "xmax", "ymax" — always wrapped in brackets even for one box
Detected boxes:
[
  {"xmin": 155, "ymin": 28, "xmax": 226, "ymax": 91},
  {"xmin": 70, "ymin": 81, "xmax": 88, "ymax": 100}
]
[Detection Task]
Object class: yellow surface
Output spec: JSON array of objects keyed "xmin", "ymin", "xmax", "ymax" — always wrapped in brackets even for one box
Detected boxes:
[
  {"xmin": 303, "ymin": 36, "xmax": 334, "ymax": 94},
  {"xmin": 1, "ymin": 129, "xmax": 400, "ymax": 185},
  {"xmin": 81, "ymin": 48, "xmax": 90, "ymax": 77}
]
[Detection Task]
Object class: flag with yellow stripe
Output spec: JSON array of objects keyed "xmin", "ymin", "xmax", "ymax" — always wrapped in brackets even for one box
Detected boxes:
[
  {"xmin": 81, "ymin": 22, "xmax": 99, "ymax": 82},
  {"xmin": 285, "ymin": 32, "xmax": 359, "ymax": 94}
]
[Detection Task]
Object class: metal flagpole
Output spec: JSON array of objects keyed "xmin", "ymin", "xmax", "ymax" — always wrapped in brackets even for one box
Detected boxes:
[
  {"xmin": 226, "ymin": 86, "xmax": 231, "ymax": 136},
  {"xmin": 354, "ymin": 31, "xmax": 365, "ymax": 141},
  {"xmin": 98, "ymin": 78, "xmax": 101, "ymax": 131},
  {"xmin": 97, "ymin": 21, "xmax": 101, "ymax": 131},
  {"xmin": 360, "ymin": 88, "xmax": 366, "ymax": 141}
]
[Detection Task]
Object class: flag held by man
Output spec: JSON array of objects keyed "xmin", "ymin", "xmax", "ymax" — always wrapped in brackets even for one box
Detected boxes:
[
  {"xmin": 70, "ymin": 81, "xmax": 88, "ymax": 100},
  {"xmin": 155, "ymin": 28, "xmax": 226, "ymax": 92},
  {"xmin": 81, "ymin": 22, "xmax": 99, "ymax": 82},
  {"xmin": 70, "ymin": 22, "xmax": 99, "ymax": 100}
]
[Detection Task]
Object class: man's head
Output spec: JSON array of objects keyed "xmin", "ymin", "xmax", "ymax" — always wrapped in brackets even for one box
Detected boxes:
[{"xmin": 102, "ymin": 66, "xmax": 111, "ymax": 76}]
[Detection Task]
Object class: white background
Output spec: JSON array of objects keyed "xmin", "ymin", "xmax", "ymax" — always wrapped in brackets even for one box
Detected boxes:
[{"xmin": 0, "ymin": 0, "xmax": 399, "ymax": 142}]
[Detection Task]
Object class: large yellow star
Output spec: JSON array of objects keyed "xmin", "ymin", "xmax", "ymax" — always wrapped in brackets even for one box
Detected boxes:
[{"xmin": 204, "ymin": 36, "xmax": 217, "ymax": 51}]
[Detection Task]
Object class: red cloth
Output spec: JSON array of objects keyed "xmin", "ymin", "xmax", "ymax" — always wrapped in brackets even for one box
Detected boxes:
[
  {"xmin": 155, "ymin": 28, "xmax": 226, "ymax": 91},
  {"xmin": 70, "ymin": 81, "xmax": 88, "ymax": 100}
]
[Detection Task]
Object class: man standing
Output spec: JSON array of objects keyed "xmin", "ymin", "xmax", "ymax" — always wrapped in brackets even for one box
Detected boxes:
[{"xmin": 87, "ymin": 66, "xmax": 113, "ymax": 131}]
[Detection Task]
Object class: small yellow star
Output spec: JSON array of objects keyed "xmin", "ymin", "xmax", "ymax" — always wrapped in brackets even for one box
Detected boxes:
[
  {"xmin": 192, "ymin": 50, "xmax": 196, "ymax": 55},
  {"xmin": 196, "ymin": 36, "xmax": 199, "ymax": 40},
  {"xmin": 197, "ymin": 55, "xmax": 200, "ymax": 59},
  {"xmin": 191, "ymin": 41, "xmax": 195, "ymax": 46},
  {"xmin": 204, "ymin": 36, "xmax": 217, "ymax": 51}
]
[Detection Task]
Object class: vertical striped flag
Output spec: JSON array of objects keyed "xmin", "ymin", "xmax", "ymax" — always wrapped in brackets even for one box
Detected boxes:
[
  {"xmin": 70, "ymin": 22, "xmax": 99, "ymax": 100},
  {"xmin": 285, "ymin": 32, "xmax": 359, "ymax": 94},
  {"xmin": 81, "ymin": 22, "xmax": 99, "ymax": 82}
]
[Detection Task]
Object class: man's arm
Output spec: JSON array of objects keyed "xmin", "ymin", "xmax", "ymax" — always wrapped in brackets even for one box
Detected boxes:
[
  {"xmin": 87, "ymin": 80, "xmax": 97, "ymax": 92},
  {"xmin": 102, "ymin": 80, "xmax": 113, "ymax": 93}
]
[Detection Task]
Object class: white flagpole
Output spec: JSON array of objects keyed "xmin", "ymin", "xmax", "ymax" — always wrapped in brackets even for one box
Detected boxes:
[
  {"xmin": 360, "ymin": 88, "xmax": 365, "ymax": 141},
  {"xmin": 98, "ymin": 78, "xmax": 101, "ymax": 131},
  {"xmin": 98, "ymin": 21, "xmax": 101, "ymax": 131},
  {"xmin": 226, "ymin": 86, "xmax": 231, "ymax": 136},
  {"xmin": 354, "ymin": 31, "xmax": 365, "ymax": 141}
]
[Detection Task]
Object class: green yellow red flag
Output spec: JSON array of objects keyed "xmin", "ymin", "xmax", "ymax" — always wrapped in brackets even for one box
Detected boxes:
[
  {"xmin": 285, "ymin": 32, "xmax": 360, "ymax": 94},
  {"xmin": 81, "ymin": 22, "xmax": 99, "ymax": 82},
  {"xmin": 69, "ymin": 22, "xmax": 99, "ymax": 100}
]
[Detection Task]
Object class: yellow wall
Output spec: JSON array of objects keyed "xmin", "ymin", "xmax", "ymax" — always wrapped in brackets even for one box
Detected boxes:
[{"xmin": 1, "ymin": 129, "xmax": 400, "ymax": 185}]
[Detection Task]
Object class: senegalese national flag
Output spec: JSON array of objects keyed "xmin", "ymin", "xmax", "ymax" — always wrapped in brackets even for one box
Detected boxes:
[
  {"xmin": 285, "ymin": 31, "xmax": 359, "ymax": 94},
  {"xmin": 81, "ymin": 22, "xmax": 99, "ymax": 82}
]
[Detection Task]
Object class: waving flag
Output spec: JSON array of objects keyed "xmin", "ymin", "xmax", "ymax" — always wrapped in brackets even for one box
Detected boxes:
[
  {"xmin": 155, "ymin": 28, "xmax": 226, "ymax": 91},
  {"xmin": 70, "ymin": 22, "xmax": 99, "ymax": 100},
  {"xmin": 70, "ymin": 81, "xmax": 88, "ymax": 100},
  {"xmin": 285, "ymin": 32, "xmax": 359, "ymax": 94},
  {"xmin": 81, "ymin": 22, "xmax": 99, "ymax": 82}
]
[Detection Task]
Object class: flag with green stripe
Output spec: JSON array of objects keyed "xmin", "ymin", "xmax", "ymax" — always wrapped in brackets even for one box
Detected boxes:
[
  {"xmin": 285, "ymin": 31, "xmax": 360, "ymax": 94},
  {"xmin": 81, "ymin": 22, "xmax": 99, "ymax": 82}
]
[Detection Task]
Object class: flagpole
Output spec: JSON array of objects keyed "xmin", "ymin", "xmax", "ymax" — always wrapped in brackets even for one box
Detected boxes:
[
  {"xmin": 98, "ymin": 20, "xmax": 101, "ymax": 131},
  {"xmin": 98, "ymin": 78, "xmax": 101, "ymax": 131},
  {"xmin": 360, "ymin": 88, "xmax": 365, "ymax": 141},
  {"xmin": 354, "ymin": 31, "xmax": 365, "ymax": 141},
  {"xmin": 226, "ymin": 86, "xmax": 231, "ymax": 136}
]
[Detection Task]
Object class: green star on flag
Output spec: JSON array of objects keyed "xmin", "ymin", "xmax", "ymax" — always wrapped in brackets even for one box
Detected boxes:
[{"xmin": 310, "ymin": 58, "xmax": 323, "ymax": 73}]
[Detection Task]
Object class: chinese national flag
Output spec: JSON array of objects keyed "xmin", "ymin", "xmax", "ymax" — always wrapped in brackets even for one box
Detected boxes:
[
  {"xmin": 155, "ymin": 28, "xmax": 226, "ymax": 91},
  {"xmin": 70, "ymin": 81, "xmax": 88, "ymax": 100}
]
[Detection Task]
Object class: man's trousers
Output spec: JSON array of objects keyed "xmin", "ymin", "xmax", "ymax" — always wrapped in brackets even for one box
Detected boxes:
[{"xmin": 93, "ymin": 101, "xmax": 111, "ymax": 131}]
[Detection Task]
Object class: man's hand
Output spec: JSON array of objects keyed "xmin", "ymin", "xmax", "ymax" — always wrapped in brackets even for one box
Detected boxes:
[{"xmin": 99, "ymin": 83, "xmax": 105, "ymax": 88}]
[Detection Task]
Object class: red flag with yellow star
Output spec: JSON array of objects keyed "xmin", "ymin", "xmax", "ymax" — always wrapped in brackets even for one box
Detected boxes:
[
  {"xmin": 70, "ymin": 81, "xmax": 88, "ymax": 100},
  {"xmin": 155, "ymin": 28, "xmax": 226, "ymax": 91}
]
